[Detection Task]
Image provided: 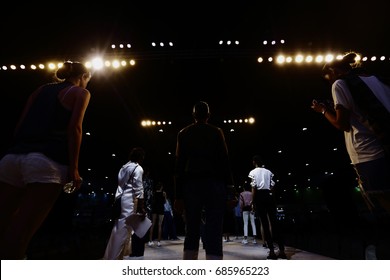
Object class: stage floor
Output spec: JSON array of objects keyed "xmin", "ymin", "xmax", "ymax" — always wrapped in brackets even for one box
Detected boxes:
[{"xmin": 141, "ymin": 236, "xmax": 334, "ymax": 260}]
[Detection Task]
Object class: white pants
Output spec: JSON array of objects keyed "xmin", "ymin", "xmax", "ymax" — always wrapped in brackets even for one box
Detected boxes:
[
  {"xmin": 104, "ymin": 188, "xmax": 135, "ymax": 260},
  {"xmin": 242, "ymin": 211, "xmax": 256, "ymax": 237}
]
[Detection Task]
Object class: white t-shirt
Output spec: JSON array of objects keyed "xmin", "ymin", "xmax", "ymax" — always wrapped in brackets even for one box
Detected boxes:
[
  {"xmin": 331, "ymin": 76, "xmax": 387, "ymax": 164},
  {"xmin": 248, "ymin": 167, "xmax": 275, "ymax": 190}
]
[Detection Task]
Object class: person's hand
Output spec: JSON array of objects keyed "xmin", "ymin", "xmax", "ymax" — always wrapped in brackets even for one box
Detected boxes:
[
  {"xmin": 72, "ymin": 179, "xmax": 83, "ymax": 192},
  {"xmin": 68, "ymin": 169, "xmax": 83, "ymax": 192},
  {"xmin": 311, "ymin": 99, "xmax": 327, "ymax": 114},
  {"xmin": 136, "ymin": 198, "xmax": 146, "ymax": 217}
]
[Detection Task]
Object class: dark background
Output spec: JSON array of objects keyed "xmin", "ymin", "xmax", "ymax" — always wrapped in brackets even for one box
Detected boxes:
[{"xmin": 1, "ymin": 0, "xmax": 390, "ymax": 259}]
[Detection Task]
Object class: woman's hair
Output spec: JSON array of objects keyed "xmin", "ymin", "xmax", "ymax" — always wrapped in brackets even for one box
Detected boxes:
[
  {"xmin": 322, "ymin": 51, "xmax": 361, "ymax": 75},
  {"xmin": 56, "ymin": 61, "xmax": 89, "ymax": 80}
]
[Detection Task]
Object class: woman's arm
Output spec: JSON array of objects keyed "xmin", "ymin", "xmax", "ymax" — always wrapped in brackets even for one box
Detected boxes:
[
  {"xmin": 67, "ymin": 88, "xmax": 91, "ymax": 188},
  {"xmin": 311, "ymin": 99, "xmax": 351, "ymax": 132}
]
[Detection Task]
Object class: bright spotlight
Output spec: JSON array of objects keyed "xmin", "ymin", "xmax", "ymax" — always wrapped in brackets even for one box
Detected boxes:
[{"xmin": 91, "ymin": 57, "xmax": 104, "ymax": 70}]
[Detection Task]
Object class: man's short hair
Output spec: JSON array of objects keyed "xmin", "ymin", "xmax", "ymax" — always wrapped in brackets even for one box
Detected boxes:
[
  {"xmin": 192, "ymin": 101, "xmax": 210, "ymax": 120},
  {"xmin": 129, "ymin": 147, "xmax": 145, "ymax": 162},
  {"xmin": 252, "ymin": 155, "xmax": 263, "ymax": 166}
]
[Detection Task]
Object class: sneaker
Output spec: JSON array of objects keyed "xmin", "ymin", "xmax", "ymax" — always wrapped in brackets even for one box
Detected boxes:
[
  {"xmin": 241, "ymin": 239, "xmax": 248, "ymax": 245},
  {"xmin": 252, "ymin": 239, "xmax": 257, "ymax": 244},
  {"xmin": 157, "ymin": 241, "xmax": 161, "ymax": 247},
  {"xmin": 277, "ymin": 252, "xmax": 288, "ymax": 259},
  {"xmin": 263, "ymin": 243, "xmax": 268, "ymax": 248},
  {"xmin": 148, "ymin": 241, "xmax": 154, "ymax": 247},
  {"xmin": 266, "ymin": 251, "xmax": 278, "ymax": 260}
]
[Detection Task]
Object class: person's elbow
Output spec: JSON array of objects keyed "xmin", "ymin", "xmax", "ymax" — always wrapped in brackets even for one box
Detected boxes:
[
  {"xmin": 340, "ymin": 124, "xmax": 351, "ymax": 132},
  {"xmin": 333, "ymin": 106, "xmax": 351, "ymax": 132},
  {"xmin": 334, "ymin": 120, "xmax": 350, "ymax": 132},
  {"xmin": 68, "ymin": 123, "xmax": 83, "ymax": 136}
]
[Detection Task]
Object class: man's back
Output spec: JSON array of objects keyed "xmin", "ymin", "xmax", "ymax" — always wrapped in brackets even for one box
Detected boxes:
[
  {"xmin": 173, "ymin": 101, "xmax": 233, "ymax": 260},
  {"xmin": 176, "ymin": 122, "xmax": 230, "ymax": 181}
]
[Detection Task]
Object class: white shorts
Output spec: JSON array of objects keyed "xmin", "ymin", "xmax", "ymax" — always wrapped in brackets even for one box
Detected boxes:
[{"xmin": 0, "ymin": 152, "xmax": 68, "ymax": 188}]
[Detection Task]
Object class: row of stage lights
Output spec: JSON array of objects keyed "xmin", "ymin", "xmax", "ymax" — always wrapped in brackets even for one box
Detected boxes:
[
  {"xmin": 1, "ymin": 34, "xmax": 389, "ymax": 73},
  {"xmin": 1, "ymin": 38, "xmax": 287, "ymax": 71},
  {"xmin": 1, "ymin": 35, "xmax": 388, "ymax": 71},
  {"xmin": 1, "ymin": 52, "xmax": 388, "ymax": 73},
  {"xmin": 140, "ymin": 117, "xmax": 255, "ymax": 127},
  {"xmin": 110, "ymin": 39, "xmax": 285, "ymax": 49}
]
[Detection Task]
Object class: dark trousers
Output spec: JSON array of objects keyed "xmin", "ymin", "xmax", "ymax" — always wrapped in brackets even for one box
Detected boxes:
[
  {"xmin": 163, "ymin": 211, "xmax": 177, "ymax": 239},
  {"xmin": 254, "ymin": 189, "xmax": 284, "ymax": 251},
  {"xmin": 130, "ymin": 233, "xmax": 146, "ymax": 257},
  {"xmin": 183, "ymin": 179, "xmax": 227, "ymax": 256}
]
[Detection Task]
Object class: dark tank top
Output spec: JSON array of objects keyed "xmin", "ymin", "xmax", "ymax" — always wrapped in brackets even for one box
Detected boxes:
[
  {"xmin": 152, "ymin": 190, "xmax": 165, "ymax": 215},
  {"xmin": 8, "ymin": 81, "xmax": 73, "ymax": 165}
]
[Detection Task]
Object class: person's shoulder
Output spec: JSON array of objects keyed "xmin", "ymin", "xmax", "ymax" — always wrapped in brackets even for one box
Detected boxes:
[
  {"xmin": 333, "ymin": 78, "xmax": 349, "ymax": 90},
  {"xmin": 124, "ymin": 161, "xmax": 137, "ymax": 168},
  {"xmin": 137, "ymin": 165, "xmax": 144, "ymax": 172},
  {"xmin": 204, "ymin": 123, "xmax": 225, "ymax": 135},
  {"xmin": 120, "ymin": 162, "xmax": 130, "ymax": 169},
  {"xmin": 72, "ymin": 86, "xmax": 91, "ymax": 98},
  {"xmin": 34, "ymin": 82, "xmax": 61, "ymax": 93},
  {"xmin": 179, "ymin": 123, "xmax": 194, "ymax": 133},
  {"xmin": 39, "ymin": 83, "xmax": 52, "ymax": 90},
  {"xmin": 206, "ymin": 123, "xmax": 221, "ymax": 130}
]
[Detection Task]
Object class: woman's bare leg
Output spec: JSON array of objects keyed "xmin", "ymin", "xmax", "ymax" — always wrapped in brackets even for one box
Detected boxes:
[{"xmin": 0, "ymin": 182, "xmax": 62, "ymax": 259}]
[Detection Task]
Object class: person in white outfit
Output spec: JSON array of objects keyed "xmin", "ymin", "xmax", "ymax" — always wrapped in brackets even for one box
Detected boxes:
[
  {"xmin": 239, "ymin": 182, "xmax": 257, "ymax": 244},
  {"xmin": 312, "ymin": 51, "xmax": 390, "ymax": 259},
  {"xmin": 103, "ymin": 147, "xmax": 146, "ymax": 260},
  {"xmin": 249, "ymin": 155, "xmax": 287, "ymax": 259}
]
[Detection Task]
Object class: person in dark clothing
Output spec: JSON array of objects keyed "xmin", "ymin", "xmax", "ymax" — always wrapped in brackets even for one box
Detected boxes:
[
  {"xmin": 0, "ymin": 61, "xmax": 92, "ymax": 259},
  {"xmin": 148, "ymin": 182, "xmax": 165, "ymax": 247},
  {"xmin": 174, "ymin": 101, "xmax": 234, "ymax": 260},
  {"xmin": 162, "ymin": 192, "xmax": 178, "ymax": 240},
  {"xmin": 128, "ymin": 233, "xmax": 147, "ymax": 259}
]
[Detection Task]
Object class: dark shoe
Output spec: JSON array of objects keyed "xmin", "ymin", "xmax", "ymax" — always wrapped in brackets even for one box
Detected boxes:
[
  {"xmin": 277, "ymin": 252, "xmax": 288, "ymax": 259},
  {"xmin": 267, "ymin": 251, "xmax": 278, "ymax": 260},
  {"xmin": 263, "ymin": 243, "xmax": 267, "ymax": 248}
]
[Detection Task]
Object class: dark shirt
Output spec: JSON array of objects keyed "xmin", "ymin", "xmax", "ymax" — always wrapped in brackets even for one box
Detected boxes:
[
  {"xmin": 174, "ymin": 122, "xmax": 233, "ymax": 199},
  {"xmin": 151, "ymin": 190, "xmax": 165, "ymax": 215},
  {"xmin": 8, "ymin": 81, "xmax": 73, "ymax": 165}
]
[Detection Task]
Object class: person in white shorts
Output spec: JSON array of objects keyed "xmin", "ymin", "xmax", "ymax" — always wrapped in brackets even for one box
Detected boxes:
[{"xmin": 0, "ymin": 61, "xmax": 91, "ymax": 259}]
